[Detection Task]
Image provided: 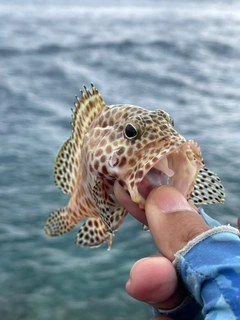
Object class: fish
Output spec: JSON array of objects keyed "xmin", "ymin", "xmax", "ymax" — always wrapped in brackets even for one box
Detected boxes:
[{"xmin": 44, "ymin": 83, "xmax": 225, "ymax": 249}]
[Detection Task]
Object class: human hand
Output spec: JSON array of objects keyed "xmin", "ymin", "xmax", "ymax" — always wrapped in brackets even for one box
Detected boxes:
[
  {"xmin": 114, "ymin": 183, "xmax": 211, "ymax": 317},
  {"xmin": 114, "ymin": 184, "xmax": 210, "ymax": 260}
]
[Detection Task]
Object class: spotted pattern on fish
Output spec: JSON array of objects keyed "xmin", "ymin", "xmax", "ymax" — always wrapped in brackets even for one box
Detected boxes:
[{"xmin": 44, "ymin": 84, "xmax": 225, "ymax": 249}]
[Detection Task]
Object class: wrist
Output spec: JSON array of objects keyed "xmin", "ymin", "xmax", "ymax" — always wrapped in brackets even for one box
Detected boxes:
[{"xmin": 174, "ymin": 214, "xmax": 210, "ymax": 252}]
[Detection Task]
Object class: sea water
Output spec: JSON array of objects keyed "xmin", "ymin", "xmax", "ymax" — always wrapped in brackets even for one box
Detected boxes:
[{"xmin": 1, "ymin": 1, "xmax": 240, "ymax": 319}]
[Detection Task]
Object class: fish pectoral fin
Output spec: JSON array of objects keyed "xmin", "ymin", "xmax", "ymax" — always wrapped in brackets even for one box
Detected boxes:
[
  {"xmin": 190, "ymin": 167, "xmax": 225, "ymax": 204},
  {"xmin": 92, "ymin": 178, "xmax": 128, "ymax": 246},
  {"xmin": 75, "ymin": 218, "xmax": 113, "ymax": 249},
  {"xmin": 44, "ymin": 207, "xmax": 76, "ymax": 236},
  {"xmin": 92, "ymin": 179, "xmax": 113, "ymax": 233},
  {"xmin": 110, "ymin": 206, "xmax": 128, "ymax": 232}
]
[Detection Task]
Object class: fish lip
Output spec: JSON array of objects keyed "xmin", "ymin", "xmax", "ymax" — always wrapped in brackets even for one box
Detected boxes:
[{"xmin": 136, "ymin": 140, "xmax": 203, "ymax": 205}]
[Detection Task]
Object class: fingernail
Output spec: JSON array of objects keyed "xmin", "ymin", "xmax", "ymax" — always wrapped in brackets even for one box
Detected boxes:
[
  {"xmin": 153, "ymin": 186, "xmax": 192, "ymax": 214},
  {"xmin": 126, "ymin": 278, "xmax": 132, "ymax": 291}
]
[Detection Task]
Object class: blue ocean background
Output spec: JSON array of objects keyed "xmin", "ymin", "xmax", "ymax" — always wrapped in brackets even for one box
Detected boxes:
[{"xmin": 1, "ymin": 0, "xmax": 240, "ymax": 319}]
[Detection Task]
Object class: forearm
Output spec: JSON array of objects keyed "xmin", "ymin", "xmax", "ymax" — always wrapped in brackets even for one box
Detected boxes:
[
  {"xmin": 174, "ymin": 225, "xmax": 240, "ymax": 319},
  {"xmin": 152, "ymin": 208, "xmax": 240, "ymax": 319}
]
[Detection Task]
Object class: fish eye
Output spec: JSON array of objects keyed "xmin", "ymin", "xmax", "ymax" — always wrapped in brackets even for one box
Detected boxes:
[
  {"xmin": 123, "ymin": 116, "xmax": 145, "ymax": 140},
  {"xmin": 124, "ymin": 123, "xmax": 139, "ymax": 139}
]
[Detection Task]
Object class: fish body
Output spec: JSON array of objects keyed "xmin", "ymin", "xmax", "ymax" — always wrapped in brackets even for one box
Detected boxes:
[{"xmin": 45, "ymin": 84, "xmax": 225, "ymax": 249}]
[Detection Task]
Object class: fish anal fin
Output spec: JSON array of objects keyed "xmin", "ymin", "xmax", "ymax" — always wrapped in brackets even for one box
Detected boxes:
[
  {"xmin": 54, "ymin": 138, "xmax": 80, "ymax": 194},
  {"xmin": 75, "ymin": 217, "xmax": 111, "ymax": 248},
  {"xmin": 190, "ymin": 167, "xmax": 225, "ymax": 205},
  {"xmin": 44, "ymin": 207, "xmax": 77, "ymax": 237}
]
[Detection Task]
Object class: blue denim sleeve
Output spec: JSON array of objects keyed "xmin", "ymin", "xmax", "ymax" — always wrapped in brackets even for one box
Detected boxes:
[{"xmin": 152, "ymin": 208, "xmax": 240, "ymax": 320}]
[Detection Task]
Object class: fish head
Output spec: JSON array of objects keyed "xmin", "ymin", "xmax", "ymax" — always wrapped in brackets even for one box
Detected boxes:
[{"xmin": 85, "ymin": 104, "xmax": 204, "ymax": 209}]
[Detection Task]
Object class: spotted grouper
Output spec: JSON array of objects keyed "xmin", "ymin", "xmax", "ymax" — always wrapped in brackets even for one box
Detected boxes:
[{"xmin": 44, "ymin": 84, "xmax": 225, "ymax": 249}]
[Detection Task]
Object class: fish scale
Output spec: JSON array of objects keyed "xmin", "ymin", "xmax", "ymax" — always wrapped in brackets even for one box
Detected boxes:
[{"xmin": 44, "ymin": 84, "xmax": 225, "ymax": 249}]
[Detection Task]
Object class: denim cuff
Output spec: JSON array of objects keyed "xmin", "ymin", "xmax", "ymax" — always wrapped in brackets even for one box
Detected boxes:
[{"xmin": 151, "ymin": 294, "xmax": 202, "ymax": 320}]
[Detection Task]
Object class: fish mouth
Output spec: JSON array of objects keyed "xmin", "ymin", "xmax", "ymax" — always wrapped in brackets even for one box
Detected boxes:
[{"xmin": 136, "ymin": 140, "xmax": 203, "ymax": 206}]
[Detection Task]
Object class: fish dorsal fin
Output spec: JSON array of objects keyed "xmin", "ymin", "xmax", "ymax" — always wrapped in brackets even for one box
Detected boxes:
[
  {"xmin": 54, "ymin": 84, "xmax": 108, "ymax": 194},
  {"xmin": 71, "ymin": 83, "xmax": 109, "ymax": 142}
]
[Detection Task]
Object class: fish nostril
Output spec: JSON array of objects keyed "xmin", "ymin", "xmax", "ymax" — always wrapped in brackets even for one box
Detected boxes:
[{"xmin": 108, "ymin": 151, "xmax": 118, "ymax": 167}]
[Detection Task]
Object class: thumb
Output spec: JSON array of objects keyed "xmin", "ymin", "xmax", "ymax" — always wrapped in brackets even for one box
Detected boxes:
[{"xmin": 145, "ymin": 186, "xmax": 210, "ymax": 261}]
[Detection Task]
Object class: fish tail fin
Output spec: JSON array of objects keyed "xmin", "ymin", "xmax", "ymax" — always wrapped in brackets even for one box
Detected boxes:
[{"xmin": 44, "ymin": 207, "xmax": 77, "ymax": 236}]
